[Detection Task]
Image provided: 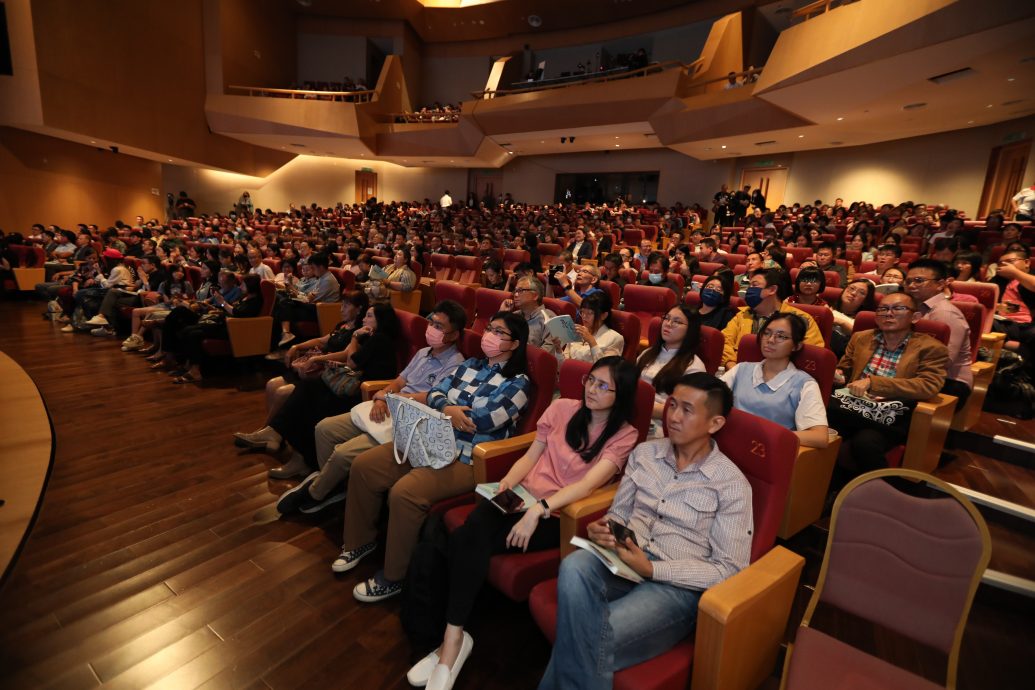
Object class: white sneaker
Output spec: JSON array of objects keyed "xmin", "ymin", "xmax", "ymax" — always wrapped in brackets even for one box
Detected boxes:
[
  {"xmin": 91, "ymin": 326, "xmax": 114, "ymax": 337},
  {"xmin": 85, "ymin": 314, "xmax": 109, "ymax": 326},
  {"xmin": 60, "ymin": 324, "xmax": 76, "ymax": 333},
  {"xmin": 121, "ymin": 334, "xmax": 145, "ymax": 351},
  {"xmin": 278, "ymin": 332, "xmax": 296, "ymax": 347},
  {"xmin": 407, "ymin": 649, "xmax": 441, "ymax": 687},
  {"xmin": 425, "ymin": 633, "xmax": 473, "ymax": 690}
]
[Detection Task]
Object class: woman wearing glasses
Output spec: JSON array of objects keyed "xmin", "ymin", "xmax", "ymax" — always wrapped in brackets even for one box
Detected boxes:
[
  {"xmin": 333, "ymin": 312, "xmax": 532, "ymax": 605},
  {"xmin": 831, "ymin": 278, "xmax": 877, "ymax": 359},
  {"xmin": 637, "ymin": 305, "xmax": 707, "ymax": 434},
  {"xmin": 786, "ymin": 267, "xmax": 829, "ymax": 307},
  {"xmin": 720, "ymin": 312, "xmax": 830, "ymax": 449},
  {"xmin": 551, "ymin": 292, "xmax": 624, "ymax": 364},
  {"xmin": 406, "ymin": 356, "xmax": 640, "ymax": 690}
]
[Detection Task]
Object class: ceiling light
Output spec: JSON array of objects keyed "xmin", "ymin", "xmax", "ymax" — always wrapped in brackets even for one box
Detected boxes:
[
  {"xmin": 1008, "ymin": 77, "xmax": 1015, "ymax": 82},
  {"xmin": 615, "ymin": 144, "xmax": 620, "ymax": 147},
  {"xmin": 614, "ymin": 136, "xmax": 620, "ymax": 139},
  {"xmin": 836, "ymin": 117, "xmax": 844, "ymax": 121},
  {"xmin": 986, "ymin": 104, "xmax": 993, "ymax": 108},
  {"xmin": 967, "ymin": 120, "xmax": 975, "ymax": 124},
  {"xmin": 797, "ymin": 135, "xmax": 805, "ymax": 138},
  {"xmin": 90, "ymin": 140, "xmax": 96, "ymax": 144},
  {"xmin": 721, "ymin": 145, "xmax": 727, "ymax": 149}
]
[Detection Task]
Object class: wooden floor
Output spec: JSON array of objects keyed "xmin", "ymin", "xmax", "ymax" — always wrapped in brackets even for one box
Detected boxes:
[{"xmin": 0, "ymin": 299, "xmax": 1033, "ymax": 689}]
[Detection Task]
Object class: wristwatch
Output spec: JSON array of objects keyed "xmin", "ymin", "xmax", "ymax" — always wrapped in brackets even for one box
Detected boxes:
[{"xmin": 539, "ymin": 498, "xmax": 551, "ymax": 519}]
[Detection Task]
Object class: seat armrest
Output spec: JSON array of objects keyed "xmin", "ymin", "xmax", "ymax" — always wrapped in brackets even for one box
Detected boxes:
[
  {"xmin": 225, "ymin": 316, "xmax": 273, "ymax": 357},
  {"xmin": 314, "ymin": 302, "xmax": 342, "ymax": 336},
  {"xmin": 980, "ymin": 331, "xmax": 1006, "ymax": 366},
  {"xmin": 692, "ymin": 546, "xmax": 805, "ymax": 690},
  {"xmin": 360, "ymin": 380, "xmax": 393, "ymax": 401},
  {"xmin": 559, "ymin": 485, "xmax": 619, "ymax": 557},
  {"xmin": 471, "ymin": 432, "xmax": 536, "ymax": 485},
  {"xmin": 902, "ymin": 393, "xmax": 957, "ymax": 474}
]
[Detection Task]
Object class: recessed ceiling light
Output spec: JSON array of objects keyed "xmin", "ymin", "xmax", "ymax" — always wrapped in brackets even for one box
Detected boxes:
[
  {"xmin": 90, "ymin": 140, "xmax": 96, "ymax": 144},
  {"xmin": 798, "ymin": 135, "xmax": 805, "ymax": 138},
  {"xmin": 614, "ymin": 136, "xmax": 620, "ymax": 139},
  {"xmin": 615, "ymin": 144, "xmax": 620, "ymax": 147},
  {"xmin": 967, "ymin": 120, "xmax": 975, "ymax": 124},
  {"xmin": 540, "ymin": 140, "xmax": 544, "ymax": 144},
  {"xmin": 986, "ymin": 104, "xmax": 993, "ymax": 108},
  {"xmin": 705, "ymin": 147, "xmax": 712, "ymax": 151},
  {"xmin": 721, "ymin": 145, "xmax": 727, "ymax": 149},
  {"xmin": 836, "ymin": 117, "xmax": 844, "ymax": 121},
  {"xmin": 1008, "ymin": 77, "xmax": 1015, "ymax": 82},
  {"xmin": 167, "ymin": 159, "xmax": 172, "ymax": 162}
]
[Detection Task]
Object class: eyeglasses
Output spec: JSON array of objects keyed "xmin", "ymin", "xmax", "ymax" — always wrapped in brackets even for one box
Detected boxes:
[
  {"xmin": 874, "ymin": 305, "xmax": 914, "ymax": 315},
  {"xmin": 485, "ymin": 326, "xmax": 514, "ymax": 340},
  {"xmin": 581, "ymin": 374, "xmax": 615, "ymax": 394},
  {"xmin": 903, "ymin": 276, "xmax": 936, "ymax": 286},
  {"xmin": 662, "ymin": 315, "xmax": 688, "ymax": 327},
  {"xmin": 760, "ymin": 330, "xmax": 792, "ymax": 342},
  {"xmin": 513, "ymin": 287, "xmax": 536, "ymax": 295}
]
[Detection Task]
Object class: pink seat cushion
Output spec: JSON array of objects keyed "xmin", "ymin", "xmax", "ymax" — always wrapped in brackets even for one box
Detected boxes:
[{"xmin": 786, "ymin": 627, "xmax": 942, "ymax": 690}]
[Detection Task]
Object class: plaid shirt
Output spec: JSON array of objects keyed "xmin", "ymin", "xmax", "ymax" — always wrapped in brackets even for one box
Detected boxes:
[
  {"xmin": 426, "ymin": 357, "xmax": 531, "ymax": 465},
  {"xmin": 862, "ymin": 331, "xmax": 912, "ymax": 379}
]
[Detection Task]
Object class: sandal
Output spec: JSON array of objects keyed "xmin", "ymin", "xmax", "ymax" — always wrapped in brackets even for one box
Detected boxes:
[{"xmin": 172, "ymin": 373, "xmax": 199, "ymax": 384}]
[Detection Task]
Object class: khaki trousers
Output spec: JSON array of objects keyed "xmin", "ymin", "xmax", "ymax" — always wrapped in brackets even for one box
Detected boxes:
[
  {"xmin": 311, "ymin": 412, "xmax": 378, "ymax": 500},
  {"xmin": 343, "ymin": 443, "xmax": 475, "ymax": 582}
]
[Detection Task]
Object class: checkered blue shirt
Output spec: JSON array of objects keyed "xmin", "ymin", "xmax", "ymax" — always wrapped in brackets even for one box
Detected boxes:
[{"xmin": 426, "ymin": 357, "xmax": 531, "ymax": 465}]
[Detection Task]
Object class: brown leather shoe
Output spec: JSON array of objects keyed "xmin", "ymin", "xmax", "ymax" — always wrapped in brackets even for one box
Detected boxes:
[{"xmin": 268, "ymin": 453, "xmax": 308, "ymax": 480}]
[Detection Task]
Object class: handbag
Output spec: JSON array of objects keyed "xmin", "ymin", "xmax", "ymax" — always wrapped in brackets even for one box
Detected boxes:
[
  {"xmin": 320, "ymin": 363, "xmax": 363, "ymax": 398},
  {"xmin": 350, "ymin": 399, "xmax": 395, "ymax": 444},
  {"xmin": 386, "ymin": 393, "xmax": 458, "ymax": 470},
  {"xmin": 290, "ymin": 348, "xmax": 326, "ymax": 380},
  {"xmin": 831, "ymin": 388, "xmax": 914, "ymax": 427}
]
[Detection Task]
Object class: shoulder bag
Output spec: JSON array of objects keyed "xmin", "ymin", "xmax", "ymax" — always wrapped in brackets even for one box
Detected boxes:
[{"xmin": 386, "ymin": 393, "xmax": 458, "ymax": 470}]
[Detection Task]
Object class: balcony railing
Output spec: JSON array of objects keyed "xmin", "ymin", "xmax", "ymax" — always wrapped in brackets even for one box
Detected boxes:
[
  {"xmin": 226, "ymin": 85, "xmax": 376, "ymax": 103},
  {"xmin": 470, "ymin": 60, "xmax": 687, "ymax": 99}
]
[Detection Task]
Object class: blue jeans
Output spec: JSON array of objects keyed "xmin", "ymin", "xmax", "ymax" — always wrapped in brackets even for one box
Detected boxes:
[{"xmin": 538, "ymin": 550, "xmax": 702, "ymax": 690}]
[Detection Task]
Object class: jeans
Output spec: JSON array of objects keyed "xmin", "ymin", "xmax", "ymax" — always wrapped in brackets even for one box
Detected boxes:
[{"xmin": 538, "ymin": 550, "xmax": 702, "ymax": 690}]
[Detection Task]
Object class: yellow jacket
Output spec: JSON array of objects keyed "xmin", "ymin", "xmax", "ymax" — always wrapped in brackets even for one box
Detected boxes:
[{"xmin": 721, "ymin": 301, "xmax": 825, "ymax": 367}]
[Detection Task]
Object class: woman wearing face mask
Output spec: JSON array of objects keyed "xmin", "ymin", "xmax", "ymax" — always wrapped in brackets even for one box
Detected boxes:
[
  {"xmin": 237, "ymin": 290, "xmax": 369, "ymax": 430},
  {"xmin": 406, "ymin": 357, "xmax": 639, "ymax": 690},
  {"xmin": 233, "ymin": 302, "xmax": 402, "ymax": 479},
  {"xmin": 721, "ymin": 312, "xmax": 829, "ymax": 449},
  {"xmin": 637, "ymin": 305, "xmax": 706, "ymax": 435},
  {"xmin": 697, "ymin": 274, "xmax": 737, "ymax": 330},
  {"xmin": 552, "ymin": 292, "xmax": 624, "ymax": 364},
  {"xmin": 636, "ymin": 252, "xmax": 681, "ymax": 296},
  {"xmin": 333, "ymin": 312, "xmax": 532, "ymax": 605}
]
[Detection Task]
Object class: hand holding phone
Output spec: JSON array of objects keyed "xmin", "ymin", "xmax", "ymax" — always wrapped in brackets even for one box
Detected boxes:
[{"xmin": 608, "ymin": 519, "xmax": 638, "ymax": 547}]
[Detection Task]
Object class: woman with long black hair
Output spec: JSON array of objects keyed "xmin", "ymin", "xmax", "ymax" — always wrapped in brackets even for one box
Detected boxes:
[
  {"xmin": 408, "ymin": 356, "xmax": 641, "ymax": 690},
  {"xmin": 637, "ymin": 305, "xmax": 707, "ymax": 431}
]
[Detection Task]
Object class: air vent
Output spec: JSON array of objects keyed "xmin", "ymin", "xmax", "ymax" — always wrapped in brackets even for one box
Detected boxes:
[
  {"xmin": 928, "ymin": 67, "xmax": 974, "ymax": 85},
  {"xmin": 754, "ymin": 140, "xmax": 777, "ymax": 146},
  {"xmin": 902, "ymin": 102, "xmax": 927, "ymax": 110}
]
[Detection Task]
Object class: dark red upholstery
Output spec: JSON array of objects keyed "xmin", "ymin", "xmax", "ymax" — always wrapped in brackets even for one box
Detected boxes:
[
  {"xmin": 328, "ymin": 267, "xmax": 355, "ymax": 293},
  {"xmin": 821, "ymin": 286, "xmax": 842, "ymax": 304},
  {"xmin": 621, "ymin": 229, "xmax": 644, "ymax": 246},
  {"xmin": 618, "ymin": 268, "xmax": 638, "ymax": 286},
  {"xmin": 502, "ymin": 249, "xmax": 530, "ymax": 271},
  {"xmin": 428, "ymin": 253, "xmax": 455, "ymax": 281},
  {"xmin": 543, "ymin": 297, "xmax": 576, "ymax": 320},
  {"xmin": 949, "ymin": 301, "xmax": 984, "ymax": 363},
  {"xmin": 459, "ymin": 329, "xmax": 484, "ymax": 360},
  {"xmin": 791, "ymin": 302, "xmax": 834, "ymax": 347},
  {"xmin": 623, "ymin": 284, "xmax": 676, "ymax": 324},
  {"xmin": 598, "ymin": 280, "xmax": 621, "ymax": 308},
  {"xmin": 538, "ymin": 243, "xmax": 563, "ymax": 265},
  {"xmin": 682, "ymin": 291, "xmax": 701, "ymax": 309},
  {"xmin": 395, "ymin": 309, "xmax": 429, "ymax": 363},
  {"xmin": 607, "ymin": 310, "xmax": 642, "ymax": 362},
  {"xmin": 557, "ymin": 359, "xmax": 655, "ymax": 443},
  {"xmin": 645, "ymin": 318, "xmax": 723, "ymax": 375},
  {"xmin": 472, "ymin": 288, "xmax": 510, "ymax": 334},
  {"xmin": 528, "ymin": 408, "xmax": 799, "ymax": 688},
  {"xmin": 950, "ymin": 281, "xmax": 998, "ymax": 333},
  {"xmin": 435, "ymin": 281, "xmax": 477, "ymax": 326},
  {"xmin": 698, "ymin": 262, "xmax": 725, "ymax": 276},
  {"xmin": 736, "ymin": 334, "xmax": 838, "ymax": 401},
  {"xmin": 453, "ymin": 256, "xmax": 483, "ymax": 284},
  {"xmin": 786, "ymin": 247, "xmax": 813, "ymax": 266}
]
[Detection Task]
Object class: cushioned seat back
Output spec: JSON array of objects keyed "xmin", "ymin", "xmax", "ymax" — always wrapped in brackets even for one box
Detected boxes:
[
  {"xmin": 558, "ymin": 360, "xmax": 655, "ymax": 442},
  {"xmin": 538, "ymin": 243, "xmax": 563, "ymax": 265},
  {"xmin": 950, "ymin": 281, "xmax": 998, "ymax": 331},
  {"xmin": 821, "ymin": 474, "xmax": 989, "ymax": 654},
  {"xmin": 429, "ymin": 253, "xmax": 455, "ymax": 281},
  {"xmin": 618, "ymin": 268, "xmax": 639, "ymax": 286},
  {"xmin": 598, "ymin": 280, "xmax": 621, "ymax": 309},
  {"xmin": 736, "ymin": 334, "xmax": 838, "ymax": 400},
  {"xmin": 607, "ymin": 310, "xmax": 642, "ymax": 362},
  {"xmin": 520, "ymin": 345, "xmax": 558, "ymax": 435},
  {"xmin": 714, "ymin": 410, "xmax": 799, "ymax": 562},
  {"xmin": 790, "ymin": 302, "xmax": 833, "ymax": 347},
  {"xmin": 472, "ymin": 288, "xmax": 510, "ymax": 334},
  {"xmin": 542, "ymin": 297, "xmax": 576, "ymax": 320},
  {"xmin": 434, "ymin": 281, "xmax": 476, "ymax": 326},
  {"xmin": 395, "ymin": 309, "xmax": 429, "ymax": 362},
  {"xmin": 460, "ymin": 329, "xmax": 484, "ymax": 360},
  {"xmin": 453, "ymin": 256, "xmax": 483, "ymax": 284},
  {"xmin": 852, "ymin": 312, "xmax": 951, "ymax": 345},
  {"xmin": 502, "ymin": 249, "xmax": 530, "ymax": 271},
  {"xmin": 682, "ymin": 291, "xmax": 701, "ymax": 309},
  {"xmin": 623, "ymin": 284, "xmax": 676, "ymax": 322},
  {"xmin": 949, "ymin": 300, "xmax": 984, "ymax": 363},
  {"xmin": 259, "ymin": 280, "xmax": 277, "ymax": 316},
  {"xmin": 621, "ymin": 229, "xmax": 644, "ymax": 246}
]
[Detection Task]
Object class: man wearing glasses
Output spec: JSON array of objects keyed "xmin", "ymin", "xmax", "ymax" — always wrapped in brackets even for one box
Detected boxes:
[
  {"xmin": 275, "ymin": 300, "xmax": 468, "ymax": 515},
  {"xmin": 904, "ymin": 259, "xmax": 972, "ymax": 407},
  {"xmin": 500, "ymin": 276, "xmax": 557, "ymax": 351},
  {"xmin": 991, "ymin": 247, "xmax": 1035, "ymax": 371},
  {"xmin": 830, "ymin": 291, "xmax": 949, "ymax": 478}
]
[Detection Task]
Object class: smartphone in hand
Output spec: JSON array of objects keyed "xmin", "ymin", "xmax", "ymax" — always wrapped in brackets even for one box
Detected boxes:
[
  {"xmin": 491, "ymin": 489, "xmax": 526, "ymax": 514},
  {"xmin": 608, "ymin": 519, "xmax": 638, "ymax": 547}
]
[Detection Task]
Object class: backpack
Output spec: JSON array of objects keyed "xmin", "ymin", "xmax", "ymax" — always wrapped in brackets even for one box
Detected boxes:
[
  {"xmin": 984, "ymin": 350, "xmax": 1035, "ymax": 420},
  {"xmin": 400, "ymin": 513, "xmax": 451, "ymax": 664}
]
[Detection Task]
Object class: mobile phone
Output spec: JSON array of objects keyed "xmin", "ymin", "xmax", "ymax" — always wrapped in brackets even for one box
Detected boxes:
[
  {"xmin": 491, "ymin": 488, "xmax": 526, "ymax": 514},
  {"xmin": 608, "ymin": 519, "xmax": 638, "ymax": 546}
]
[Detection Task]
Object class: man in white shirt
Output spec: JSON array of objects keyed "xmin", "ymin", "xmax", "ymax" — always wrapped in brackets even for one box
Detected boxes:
[
  {"xmin": 439, "ymin": 190, "xmax": 453, "ymax": 209},
  {"xmin": 1011, "ymin": 183, "xmax": 1035, "ymax": 221}
]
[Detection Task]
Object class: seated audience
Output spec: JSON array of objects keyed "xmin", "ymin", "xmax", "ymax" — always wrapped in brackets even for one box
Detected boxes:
[
  {"xmin": 552, "ymin": 292, "xmax": 623, "ymax": 363},
  {"xmin": 830, "ymin": 278, "xmax": 878, "ymax": 358},
  {"xmin": 990, "ymin": 246, "xmax": 1034, "ymax": 372},
  {"xmin": 334, "ymin": 312, "xmax": 531, "ymax": 603},
  {"xmin": 697, "ymin": 274, "xmax": 738, "ymax": 330},
  {"xmin": 786, "ymin": 266, "xmax": 828, "ymax": 307},
  {"xmin": 500, "ymin": 275, "xmax": 556, "ymax": 350},
  {"xmin": 410, "ymin": 357, "xmax": 640, "ymax": 690},
  {"xmin": 637, "ymin": 305, "xmax": 706, "ymax": 433},
  {"xmin": 637, "ymin": 252, "xmax": 681, "ymax": 296},
  {"xmin": 539, "ymin": 373, "xmax": 750, "ymax": 689},
  {"xmin": 275, "ymin": 252, "xmax": 341, "ymax": 347},
  {"xmin": 721, "ymin": 312, "xmax": 829, "ymax": 448},
  {"xmin": 553, "ymin": 263, "xmax": 602, "ymax": 306}
]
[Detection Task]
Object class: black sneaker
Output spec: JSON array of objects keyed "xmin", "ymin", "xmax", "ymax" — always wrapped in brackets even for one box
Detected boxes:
[
  {"xmin": 353, "ymin": 570, "xmax": 402, "ymax": 602},
  {"xmin": 331, "ymin": 542, "xmax": 376, "ymax": 573},
  {"xmin": 276, "ymin": 472, "xmax": 319, "ymax": 514},
  {"xmin": 299, "ymin": 490, "xmax": 345, "ymax": 515}
]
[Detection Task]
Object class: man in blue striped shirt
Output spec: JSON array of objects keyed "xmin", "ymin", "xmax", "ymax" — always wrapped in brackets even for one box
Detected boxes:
[{"xmin": 540, "ymin": 373, "xmax": 752, "ymax": 690}]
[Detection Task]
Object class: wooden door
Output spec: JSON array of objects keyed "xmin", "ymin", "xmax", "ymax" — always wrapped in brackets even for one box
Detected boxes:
[
  {"xmin": 355, "ymin": 171, "xmax": 377, "ymax": 205},
  {"xmin": 740, "ymin": 167, "xmax": 789, "ymax": 209},
  {"xmin": 978, "ymin": 141, "xmax": 1031, "ymax": 219},
  {"xmin": 470, "ymin": 171, "xmax": 503, "ymax": 206}
]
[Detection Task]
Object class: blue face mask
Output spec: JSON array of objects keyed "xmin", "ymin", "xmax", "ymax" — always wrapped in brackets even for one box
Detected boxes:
[
  {"xmin": 701, "ymin": 287, "xmax": 723, "ymax": 307},
  {"xmin": 744, "ymin": 286, "xmax": 765, "ymax": 309},
  {"xmin": 648, "ymin": 272, "xmax": 664, "ymax": 284}
]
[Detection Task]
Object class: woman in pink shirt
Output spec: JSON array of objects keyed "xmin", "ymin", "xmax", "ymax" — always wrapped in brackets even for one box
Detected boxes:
[{"xmin": 407, "ymin": 356, "xmax": 640, "ymax": 690}]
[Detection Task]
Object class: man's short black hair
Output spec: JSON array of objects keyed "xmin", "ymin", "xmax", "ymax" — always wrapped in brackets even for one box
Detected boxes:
[
  {"xmin": 309, "ymin": 252, "xmax": 329, "ymax": 268},
  {"xmin": 907, "ymin": 258, "xmax": 947, "ymax": 280},
  {"xmin": 759, "ymin": 267, "xmax": 792, "ymax": 300},
  {"xmin": 877, "ymin": 243, "xmax": 903, "ymax": 258},
  {"xmin": 647, "ymin": 251, "xmax": 670, "ymax": 272},
  {"xmin": 1002, "ymin": 245, "xmax": 1030, "ymax": 259},
  {"xmin": 674, "ymin": 372, "xmax": 733, "ymax": 418},
  {"xmin": 432, "ymin": 299, "xmax": 467, "ymax": 333}
]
